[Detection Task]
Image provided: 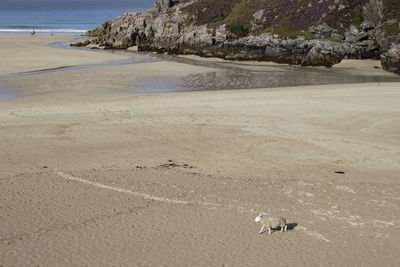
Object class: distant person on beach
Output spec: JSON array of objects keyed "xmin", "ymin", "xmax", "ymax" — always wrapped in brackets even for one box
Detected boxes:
[{"xmin": 31, "ymin": 30, "xmax": 35, "ymax": 35}]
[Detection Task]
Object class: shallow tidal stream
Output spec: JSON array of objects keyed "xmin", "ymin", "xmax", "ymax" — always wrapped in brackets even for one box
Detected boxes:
[{"xmin": 1, "ymin": 38, "xmax": 400, "ymax": 99}]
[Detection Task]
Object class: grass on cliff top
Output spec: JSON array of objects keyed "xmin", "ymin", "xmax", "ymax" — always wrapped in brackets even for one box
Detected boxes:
[
  {"xmin": 182, "ymin": 0, "xmax": 235, "ymax": 25},
  {"xmin": 383, "ymin": 0, "xmax": 400, "ymax": 20},
  {"xmin": 384, "ymin": 22, "xmax": 399, "ymax": 37},
  {"xmin": 182, "ymin": 0, "xmax": 400, "ymax": 39},
  {"xmin": 260, "ymin": 23, "xmax": 314, "ymax": 39},
  {"xmin": 86, "ymin": 29, "xmax": 103, "ymax": 36}
]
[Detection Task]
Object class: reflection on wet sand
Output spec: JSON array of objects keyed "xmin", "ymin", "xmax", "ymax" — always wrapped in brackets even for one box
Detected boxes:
[
  {"xmin": 0, "ymin": 88, "xmax": 14, "ymax": 100},
  {"xmin": 130, "ymin": 55, "xmax": 400, "ymax": 93},
  {"xmin": 0, "ymin": 81, "xmax": 15, "ymax": 100}
]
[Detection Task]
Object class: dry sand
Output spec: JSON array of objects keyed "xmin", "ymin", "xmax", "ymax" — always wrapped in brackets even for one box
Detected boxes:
[
  {"xmin": 0, "ymin": 35, "xmax": 129, "ymax": 75},
  {"xmin": 0, "ymin": 35, "xmax": 400, "ymax": 266}
]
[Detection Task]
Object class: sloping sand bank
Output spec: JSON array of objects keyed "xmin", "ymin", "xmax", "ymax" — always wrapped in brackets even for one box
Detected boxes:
[{"xmin": 0, "ymin": 35, "xmax": 399, "ymax": 266}]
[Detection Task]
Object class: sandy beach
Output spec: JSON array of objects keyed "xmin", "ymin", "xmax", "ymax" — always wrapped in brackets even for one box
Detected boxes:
[{"xmin": 1, "ymin": 35, "xmax": 400, "ymax": 266}]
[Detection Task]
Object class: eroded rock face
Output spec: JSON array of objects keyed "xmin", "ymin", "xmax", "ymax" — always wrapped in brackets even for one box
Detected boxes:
[
  {"xmin": 381, "ymin": 44, "xmax": 400, "ymax": 74},
  {"xmin": 303, "ymin": 40, "xmax": 342, "ymax": 66},
  {"xmin": 82, "ymin": 0, "xmax": 399, "ymax": 71}
]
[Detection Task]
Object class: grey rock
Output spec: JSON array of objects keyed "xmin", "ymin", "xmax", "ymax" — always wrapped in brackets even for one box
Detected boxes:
[
  {"xmin": 151, "ymin": 1, "xmax": 161, "ymax": 14},
  {"xmin": 160, "ymin": 0, "xmax": 175, "ymax": 11},
  {"xmin": 345, "ymin": 31, "xmax": 355, "ymax": 42},
  {"xmin": 361, "ymin": 21, "xmax": 375, "ymax": 31},
  {"xmin": 331, "ymin": 33, "xmax": 344, "ymax": 40},
  {"xmin": 363, "ymin": 0, "xmax": 383, "ymax": 23},
  {"xmin": 264, "ymin": 46, "xmax": 280, "ymax": 58},
  {"xmin": 381, "ymin": 43, "xmax": 400, "ymax": 74},
  {"xmin": 350, "ymin": 25, "xmax": 359, "ymax": 35},
  {"xmin": 309, "ymin": 23, "xmax": 332, "ymax": 37},
  {"xmin": 353, "ymin": 32, "xmax": 369, "ymax": 42},
  {"xmin": 302, "ymin": 40, "xmax": 342, "ymax": 66},
  {"xmin": 253, "ymin": 9, "xmax": 265, "ymax": 21}
]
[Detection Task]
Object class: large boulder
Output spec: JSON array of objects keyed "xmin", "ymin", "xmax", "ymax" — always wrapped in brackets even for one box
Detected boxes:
[
  {"xmin": 302, "ymin": 40, "xmax": 342, "ymax": 67},
  {"xmin": 381, "ymin": 44, "xmax": 400, "ymax": 74}
]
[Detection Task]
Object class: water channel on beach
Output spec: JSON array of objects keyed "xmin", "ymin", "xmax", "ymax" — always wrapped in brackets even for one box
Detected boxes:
[{"xmin": 1, "ymin": 38, "xmax": 400, "ymax": 99}]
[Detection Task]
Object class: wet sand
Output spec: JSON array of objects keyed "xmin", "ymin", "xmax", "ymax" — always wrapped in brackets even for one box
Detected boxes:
[
  {"xmin": 0, "ymin": 35, "xmax": 400, "ymax": 266},
  {"xmin": 168, "ymin": 54, "xmax": 400, "ymax": 92}
]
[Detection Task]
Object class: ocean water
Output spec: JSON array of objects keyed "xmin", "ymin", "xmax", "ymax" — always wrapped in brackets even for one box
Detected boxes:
[{"xmin": 0, "ymin": 8, "xmax": 143, "ymax": 35}]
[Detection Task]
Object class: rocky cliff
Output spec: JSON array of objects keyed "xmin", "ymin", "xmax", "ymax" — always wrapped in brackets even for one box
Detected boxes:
[{"xmin": 78, "ymin": 0, "xmax": 399, "ymax": 72}]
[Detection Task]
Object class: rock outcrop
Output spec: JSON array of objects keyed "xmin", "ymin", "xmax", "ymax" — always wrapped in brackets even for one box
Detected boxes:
[
  {"xmin": 81, "ymin": 0, "xmax": 400, "ymax": 72},
  {"xmin": 381, "ymin": 44, "xmax": 400, "ymax": 74}
]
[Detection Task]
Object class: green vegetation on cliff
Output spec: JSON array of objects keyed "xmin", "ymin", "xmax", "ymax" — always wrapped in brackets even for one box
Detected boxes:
[{"xmin": 182, "ymin": 0, "xmax": 398, "ymax": 38}]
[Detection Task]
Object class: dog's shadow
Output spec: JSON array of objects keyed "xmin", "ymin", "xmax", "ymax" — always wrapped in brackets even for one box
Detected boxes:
[
  {"xmin": 286, "ymin": 223, "xmax": 298, "ymax": 231},
  {"xmin": 260, "ymin": 223, "xmax": 298, "ymax": 234}
]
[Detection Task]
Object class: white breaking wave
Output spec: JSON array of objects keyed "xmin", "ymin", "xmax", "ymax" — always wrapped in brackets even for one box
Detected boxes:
[{"xmin": 0, "ymin": 28, "xmax": 86, "ymax": 33}]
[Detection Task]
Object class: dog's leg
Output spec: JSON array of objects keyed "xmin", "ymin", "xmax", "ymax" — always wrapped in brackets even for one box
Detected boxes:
[{"xmin": 259, "ymin": 225, "xmax": 264, "ymax": 234}]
